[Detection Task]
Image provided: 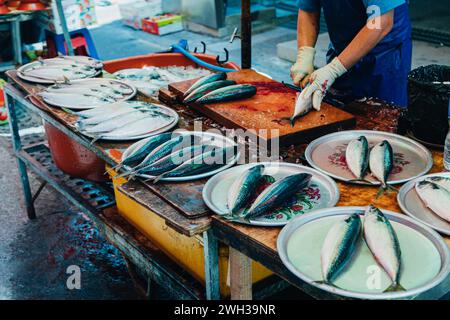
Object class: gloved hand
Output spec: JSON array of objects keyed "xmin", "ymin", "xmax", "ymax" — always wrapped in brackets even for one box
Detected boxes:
[
  {"xmin": 299, "ymin": 57, "xmax": 347, "ymax": 111},
  {"xmin": 290, "ymin": 46, "xmax": 316, "ymax": 87}
]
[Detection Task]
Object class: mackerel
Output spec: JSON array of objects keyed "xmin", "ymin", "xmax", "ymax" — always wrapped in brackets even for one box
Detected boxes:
[
  {"xmin": 321, "ymin": 214, "xmax": 362, "ymax": 283},
  {"xmin": 364, "ymin": 205, "xmax": 404, "ymax": 292},
  {"xmin": 282, "ymin": 91, "xmax": 312, "ymax": 127},
  {"xmin": 184, "ymin": 80, "xmax": 236, "ymax": 103},
  {"xmin": 39, "ymin": 92, "xmax": 115, "ymax": 108},
  {"xmin": 424, "ymin": 176, "xmax": 450, "ymax": 192},
  {"xmin": 369, "ymin": 140, "xmax": 396, "ymax": 197},
  {"xmin": 153, "ymin": 146, "xmax": 236, "ymax": 183},
  {"xmin": 195, "ymin": 84, "xmax": 257, "ymax": 104},
  {"xmin": 81, "ymin": 111, "xmax": 143, "ymax": 134},
  {"xmin": 227, "ymin": 165, "xmax": 265, "ymax": 215},
  {"xmin": 415, "ymin": 181, "xmax": 450, "ymax": 222},
  {"xmin": 243, "ymin": 173, "xmax": 312, "ymax": 219},
  {"xmin": 183, "ymin": 72, "xmax": 227, "ymax": 97},
  {"xmin": 346, "ymin": 136, "xmax": 370, "ymax": 182}
]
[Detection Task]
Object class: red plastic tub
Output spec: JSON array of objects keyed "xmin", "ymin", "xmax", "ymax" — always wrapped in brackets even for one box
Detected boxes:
[{"xmin": 45, "ymin": 53, "xmax": 240, "ymax": 181}]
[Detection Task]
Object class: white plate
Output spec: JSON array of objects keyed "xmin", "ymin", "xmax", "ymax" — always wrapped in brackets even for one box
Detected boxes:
[
  {"xmin": 131, "ymin": 131, "xmax": 241, "ymax": 182},
  {"xmin": 305, "ymin": 130, "xmax": 433, "ymax": 186},
  {"xmin": 77, "ymin": 102, "xmax": 179, "ymax": 141},
  {"xmin": 277, "ymin": 207, "xmax": 450, "ymax": 299},
  {"xmin": 40, "ymin": 78, "xmax": 137, "ymax": 109},
  {"xmin": 17, "ymin": 60, "xmax": 102, "ymax": 84},
  {"xmin": 398, "ymin": 172, "xmax": 450, "ymax": 235},
  {"xmin": 203, "ymin": 162, "xmax": 340, "ymax": 226}
]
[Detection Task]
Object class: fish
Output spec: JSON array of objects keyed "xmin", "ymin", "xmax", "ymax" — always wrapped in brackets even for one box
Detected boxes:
[
  {"xmin": 320, "ymin": 214, "xmax": 362, "ymax": 284},
  {"xmin": 183, "ymin": 80, "xmax": 236, "ymax": 103},
  {"xmin": 22, "ymin": 67, "xmax": 92, "ymax": 81},
  {"xmin": 227, "ymin": 165, "xmax": 265, "ymax": 215},
  {"xmin": 346, "ymin": 136, "xmax": 370, "ymax": 183},
  {"xmin": 279, "ymin": 92, "xmax": 312, "ymax": 127},
  {"xmin": 116, "ymin": 132, "xmax": 173, "ymax": 170},
  {"xmin": 363, "ymin": 205, "xmax": 404, "ymax": 292},
  {"xmin": 415, "ymin": 181, "xmax": 450, "ymax": 222},
  {"xmin": 56, "ymin": 55, "xmax": 103, "ymax": 69},
  {"xmin": 369, "ymin": 140, "xmax": 397, "ymax": 197},
  {"xmin": 195, "ymin": 84, "xmax": 257, "ymax": 104},
  {"xmin": 77, "ymin": 107, "xmax": 136, "ymax": 126},
  {"xmin": 46, "ymin": 85, "xmax": 124, "ymax": 100},
  {"xmin": 153, "ymin": 146, "xmax": 237, "ymax": 183},
  {"xmin": 39, "ymin": 91, "xmax": 115, "ymax": 108},
  {"xmin": 100, "ymin": 114, "xmax": 174, "ymax": 138},
  {"xmin": 76, "ymin": 102, "xmax": 158, "ymax": 118},
  {"xmin": 424, "ymin": 176, "xmax": 450, "ymax": 192},
  {"xmin": 134, "ymin": 145, "xmax": 208, "ymax": 177},
  {"xmin": 183, "ymin": 72, "xmax": 227, "ymax": 98},
  {"xmin": 243, "ymin": 173, "xmax": 312, "ymax": 219},
  {"xmin": 81, "ymin": 111, "xmax": 144, "ymax": 134}
]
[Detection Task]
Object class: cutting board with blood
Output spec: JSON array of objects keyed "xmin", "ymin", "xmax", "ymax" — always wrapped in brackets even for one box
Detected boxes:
[{"xmin": 168, "ymin": 69, "xmax": 356, "ymax": 145}]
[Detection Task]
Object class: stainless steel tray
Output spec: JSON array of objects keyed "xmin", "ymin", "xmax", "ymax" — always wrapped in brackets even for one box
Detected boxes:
[
  {"xmin": 277, "ymin": 206, "xmax": 450, "ymax": 299},
  {"xmin": 398, "ymin": 172, "xmax": 450, "ymax": 236},
  {"xmin": 305, "ymin": 130, "xmax": 433, "ymax": 185},
  {"xmin": 203, "ymin": 162, "xmax": 340, "ymax": 226}
]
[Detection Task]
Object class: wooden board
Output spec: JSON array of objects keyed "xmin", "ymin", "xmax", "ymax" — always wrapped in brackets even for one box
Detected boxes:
[{"xmin": 169, "ymin": 69, "xmax": 356, "ymax": 145}]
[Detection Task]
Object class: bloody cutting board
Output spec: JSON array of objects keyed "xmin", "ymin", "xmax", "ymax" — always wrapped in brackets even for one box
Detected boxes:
[{"xmin": 169, "ymin": 69, "xmax": 356, "ymax": 145}]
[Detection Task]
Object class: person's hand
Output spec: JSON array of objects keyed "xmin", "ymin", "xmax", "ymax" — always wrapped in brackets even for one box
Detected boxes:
[
  {"xmin": 290, "ymin": 46, "xmax": 315, "ymax": 87},
  {"xmin": 299, "ymin": 57, "xmax": 347, "ymax": 111}
]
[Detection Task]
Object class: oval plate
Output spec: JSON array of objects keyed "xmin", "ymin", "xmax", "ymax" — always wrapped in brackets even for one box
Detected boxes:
[
  {"xmin": 132, "ymin": 131, "xmax": 241, "ymax": 182},
  {"xmin": 17, "ymin": 60, "xmax": 102, "ymax": 84},
  {"xmin": 203, "ymin": 162, "xmax": 340, "ymax": 227},
  {"xmin": 305, "ymin": 130, "xmax": 433, "ymax": 185},
  {"xmin": 41, "ymin": 78, "xmax": 137, "ymax": 110},
  {"xmin": 398, "ymin": 172, "xmax": 450, "ymax": 235},
  {"xmin": 277, "ymin": 206, "xmax": 450, "ymax": 299},
  {"xmin": 77, "ymin": 102, "xmax": 179, "ymax": 141}
]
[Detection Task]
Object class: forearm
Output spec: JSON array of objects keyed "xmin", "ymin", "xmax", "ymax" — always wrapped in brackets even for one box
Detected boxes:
[
  {"xmin": 338, "ymin": 12, "xmax": 394, "ymax": 69},
  {"xmin": 297, "ymin": 10, "xmax": 320, "ymax": 48}
]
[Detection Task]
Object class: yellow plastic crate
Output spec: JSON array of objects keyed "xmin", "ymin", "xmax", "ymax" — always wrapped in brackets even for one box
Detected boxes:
[{"xmin": 109, "ymin": 167, "xmax": 272, "ymax": 297}]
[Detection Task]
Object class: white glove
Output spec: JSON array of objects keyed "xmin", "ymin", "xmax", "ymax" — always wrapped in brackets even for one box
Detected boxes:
[
  {"xmin": 290, "ymin": 46, "xmax": 315, "ymax": 87},
  {"xmin": 299, "ymin": 57, "xmax": 347, "ymax": 111}
]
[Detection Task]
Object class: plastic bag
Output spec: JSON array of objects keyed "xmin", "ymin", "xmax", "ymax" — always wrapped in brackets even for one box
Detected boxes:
[{"xmin": 408, "ymin": 65, "xmax": 450, "ymax": 145}]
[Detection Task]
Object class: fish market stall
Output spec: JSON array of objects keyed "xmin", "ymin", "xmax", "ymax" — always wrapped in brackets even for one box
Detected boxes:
[{"xmin": 4, "ymin": 50, "xmax": 450, "ymax": 300}]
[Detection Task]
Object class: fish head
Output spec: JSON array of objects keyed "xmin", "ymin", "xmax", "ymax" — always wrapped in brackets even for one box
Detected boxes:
[
  {"xmin": 416, "ymin": 180, "xmax": 439, "ymax": 191},
  {"xmin": 364, "ymin": 205, "xmax": 386, "ymax": 222},
  {"xmin": 345, "ymin": 213, "xmax": 362, "ymax": 225}
]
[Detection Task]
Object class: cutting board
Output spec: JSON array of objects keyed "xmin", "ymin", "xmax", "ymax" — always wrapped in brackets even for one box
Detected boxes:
[{"xmin": 169, "ymin": 69, "xmax": 356, "ymax": 145}]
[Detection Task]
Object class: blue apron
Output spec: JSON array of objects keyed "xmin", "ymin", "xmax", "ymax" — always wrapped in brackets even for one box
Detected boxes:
[{"xmin": 321, "ymin": 0, "xmax": 412, "ymax": 107}]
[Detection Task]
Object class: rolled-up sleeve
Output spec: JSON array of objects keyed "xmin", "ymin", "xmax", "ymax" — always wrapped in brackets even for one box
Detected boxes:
[
  {"xmin": 298, "ymin": 0, "xmax": 321, "ymax": 12},
  {"xmin": 364, "ymin": 0, "xmax": 406, "ymax": 15}
]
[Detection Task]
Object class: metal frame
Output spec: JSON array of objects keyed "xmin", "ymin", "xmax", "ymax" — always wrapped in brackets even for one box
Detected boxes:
[{"xmin": 4, "ymin": 83, "xmax": 221, "ymax": 300}]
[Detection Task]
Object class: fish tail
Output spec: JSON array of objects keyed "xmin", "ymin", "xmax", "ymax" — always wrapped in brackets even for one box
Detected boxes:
[
  {"xmin": 386, "ymin": 184, "xmax": 399, "ymax": 193},
  {"xmin": 104, "ymin": 164, "xmax": 122, "ymax": 175},
  {"xmin": 114, "ymin": 170, "xmax": 134, "ymax": 179},
  {"xmin": 375, "ymin": 186, "xmax": 387, "ymax": 199},
  {"xmin": 89, "ymin": 135, "xmax": 102, "ymax": 145},
  {"xmin": 289, "ymin": 117, "xmax": 296, "ymax": 127},
  {"xmin": 313, "ymin": 280, "xmax": 343, "ymax": 291},
  {"xmin": 383, "ymin": 282, "xmax": 406, "ymax": 293},
  {"xmin": 152, "ymin": 174, "xmax": 166, "ymax": 184}
]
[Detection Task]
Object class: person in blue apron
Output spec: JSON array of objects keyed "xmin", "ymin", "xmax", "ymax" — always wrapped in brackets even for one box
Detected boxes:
[{"xmin": 291, "ymin": 0, "xmax": 412, "ymax": 108}]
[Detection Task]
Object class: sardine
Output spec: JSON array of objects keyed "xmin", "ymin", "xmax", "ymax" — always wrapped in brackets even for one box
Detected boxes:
[
  {"xmin": 369, "ymin": 140, "xmax": 396, "ymax": 197},
  {"xmin": 279, "ymin": 92, "xmax": 312, "ymax": 127},
  {"xmin": 321, "ymin": 214, "xmax": 362, "ymax": 284},
  {"xmin": 195, "ymin": 84, "xmax": 257, "ymax": 104},
  {"xmin": 183, "ymin": 72, "xmax": 227, "ymax": 98},
  {"xmin": 346, "ymin": 136, "xmax": 370, "ymax": 182},
  {"xmin": 364, "ymin": 205, "xmax": 404, "ymax": 292},
  {"xmin": 227, "ymin": 165, "xmax": 265, "ymax": 215},
  {"xmin": 243, "ymin": 173, "xmax": 312, "ymax": 219},
  {"xmin": 153, "ymin": 146, "xmax": 236, "ymax": 183},
  {"xmin": 184, "ymin": 80, "xmax": 236, "ymax": 103},
  {"xmin": 415, "ymin": 181, "xmax": 450, "ymax": 222}
]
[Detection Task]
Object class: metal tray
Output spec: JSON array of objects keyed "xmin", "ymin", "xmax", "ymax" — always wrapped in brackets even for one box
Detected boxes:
[
  {"xmin": 128, "ymin": 131, "xmax": 241, "ymax": 182},
  {"xmin": 40, "ymin": 78, "xmax": 137, "ymax": 109},
  {"xmin": 203, "ymin": 162, "xmax": 340, "ymax": 226},
  {"xmin": 398, "ymin": 172, "xmax": 450, "ymax": 236},
  {"xmin": 77, "ymin": 103, "xmax": 179, "ymax": 141},
  {"xmin": 17, "ymin": 60, "xmax": 103, "ymax": 84},
  {"xmin": 277, "ymin": 206, "xmax": 450, "ymax": 300},
  {"xmin": 305, "ymin": 130, "xmax": 433, "ymax": 185}
]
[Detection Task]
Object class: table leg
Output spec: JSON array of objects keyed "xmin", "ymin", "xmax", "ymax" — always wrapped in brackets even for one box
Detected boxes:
[
  {"xmin": 11, "ymin": 19, "xmax": 22, "ymax": 65},
  {"xmin": 229, "ymin": 247, "xmax": 252, "ymax": 300},
  {"xmin": 5, "ymin": 92, "xmax": 36, "ymax": 219},
  {"xmin": 203, "ymin": 229, "xmax": 221, "ymax": 300}
]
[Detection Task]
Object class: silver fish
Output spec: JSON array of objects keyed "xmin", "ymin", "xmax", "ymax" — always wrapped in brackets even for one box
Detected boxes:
[
  {"xmin": 280, "ymin": 92, "xmax": 312, "ymax": 127},
  {"xmin": 424, "ymin": 176, "xmax": 450, "ymax": 192},
  {"xmin": 415, "ymin": 181, "xmax": 450, "ymax": 222},
  {"xmin": 369, "ymin": 140, "xmax": 396, "ymax": 197},
  {"xmin": 81, "ymin": 111, "xmax": 143, "ymax": 134},
  {"xmin": 321, "ymin": 214, "xmax": 362, "ymax": 283},
  {"xmin": 346, "ymin": 136, "xmax": 370, "ymax": 182},
  {"xmin": 103, "ymin": 114, "xmax": 174, "ymax": 138},
  {"xmin": 364, "ymin": 205, "xmax": 404, "ymax": 292},
  {"xmin": 39, "ymin": 91, "xmax": 115, "ymax": 108},
  {"xmin": 227, "ymin": 165, "xmax": 265, "ymax": 215}
]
